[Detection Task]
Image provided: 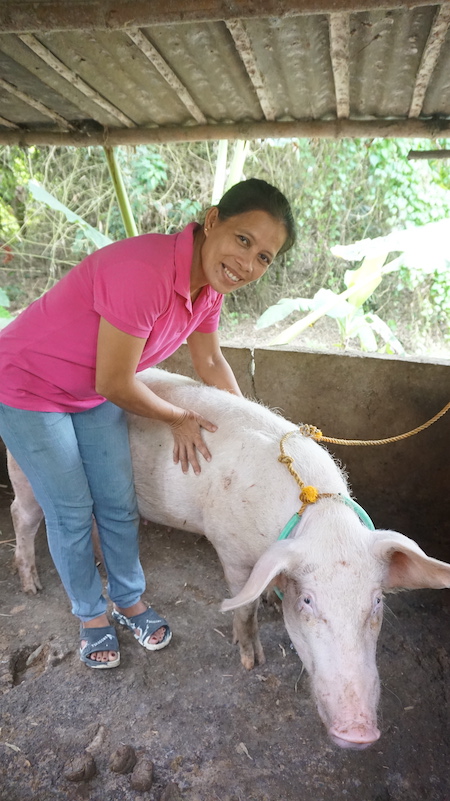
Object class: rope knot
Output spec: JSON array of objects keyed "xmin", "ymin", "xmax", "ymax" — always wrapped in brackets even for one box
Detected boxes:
[
  {"xmin": 299, "ymin": 485, "xmax": 320, "ymax": 504},
  {"xmin": 278, "ymin": 453, "xmax": 293, "ymax": 467},
  {"xmin": 298, "ymin": 424, "xmax": 323, "ymax": 440}
]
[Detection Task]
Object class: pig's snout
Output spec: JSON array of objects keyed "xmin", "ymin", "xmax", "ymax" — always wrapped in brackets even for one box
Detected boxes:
[{"xmin": 328, "ymin": 723, "xmax": 381, "ymax": 750}]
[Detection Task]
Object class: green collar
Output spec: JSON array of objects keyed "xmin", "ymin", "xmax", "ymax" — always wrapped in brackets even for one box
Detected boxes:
[{"xmin": 273, "ymin": 495, "xmax": 375, "ymax": 599}]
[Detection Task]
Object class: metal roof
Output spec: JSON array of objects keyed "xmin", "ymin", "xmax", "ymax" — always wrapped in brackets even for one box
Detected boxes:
[{"xmin": 1, "ymin": 0, "xmax": 450, "ymax": 147}]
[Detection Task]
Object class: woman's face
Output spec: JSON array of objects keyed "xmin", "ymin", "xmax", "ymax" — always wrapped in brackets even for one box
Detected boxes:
[{"xmin": 196, "ymin": 208, "xmax": 287, "ymax": 294}]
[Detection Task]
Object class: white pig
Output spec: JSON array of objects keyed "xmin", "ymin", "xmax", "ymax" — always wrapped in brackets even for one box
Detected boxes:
[{"xmin": 6, "ymin": 368, "xmax": 450, "ymax": 748}]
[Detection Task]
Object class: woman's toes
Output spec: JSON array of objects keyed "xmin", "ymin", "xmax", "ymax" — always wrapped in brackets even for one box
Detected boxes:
[
  {"xmin": 81, "ymin": 648, "xmax": 117, "ymax": 662},
  {"xmin": 150, "ymin": 626, "xmax": 165, "ymax": 644}
]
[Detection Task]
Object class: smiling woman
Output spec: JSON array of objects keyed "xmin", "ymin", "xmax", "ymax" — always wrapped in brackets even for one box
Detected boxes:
[
  {"xmin": 0, "ymin": 177, "xmax": 296, "ymax": 671},
  {"xmin": 191, "ymin": 208, "xmax": 288, "ymax": 296}
]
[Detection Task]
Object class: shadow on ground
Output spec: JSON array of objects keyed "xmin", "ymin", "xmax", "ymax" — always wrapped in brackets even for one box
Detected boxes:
[{"xmin": 0, "ymin": 485, "xmax": 449, "ymax": 801}]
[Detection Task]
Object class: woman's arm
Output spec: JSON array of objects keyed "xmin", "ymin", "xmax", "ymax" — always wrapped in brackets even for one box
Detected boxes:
[
  {"xmin": 96, "ymin": 318, "xmax": 217, "ymax": 473},
  {"xmin": 187, "ymin": 330, "xmax": 242, "ymax": 396}
]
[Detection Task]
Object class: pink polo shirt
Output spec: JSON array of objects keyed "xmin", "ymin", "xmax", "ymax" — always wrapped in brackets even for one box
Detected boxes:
[{"xmin": 0, "ymin": 223, "xmax": 223, "ymax": 412}]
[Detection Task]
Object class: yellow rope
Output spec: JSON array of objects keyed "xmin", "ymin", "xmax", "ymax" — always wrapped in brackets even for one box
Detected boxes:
[
  {"xmin": 278, "ymin": 400, "xmax": 449, "ymax": 514},
  {"xmin": 278, "ymin": 430, "xmax": 334, "ymax": 514},
  {"xmin": 297, "ymin": 400, "xmax": 450, "ymax": 447}
]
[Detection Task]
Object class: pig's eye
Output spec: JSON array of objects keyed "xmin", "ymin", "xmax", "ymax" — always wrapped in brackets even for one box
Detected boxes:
[
  {"xmin": 300, "ymin": 595, "xmax": 314, "ymax": 613},
  {"xmin": 296, "ymin": 591, "xmax": 315, "ymax": 613},
  {"xmin": 373, "ymin": 595, "xmax": 383, "ymax": 613}
]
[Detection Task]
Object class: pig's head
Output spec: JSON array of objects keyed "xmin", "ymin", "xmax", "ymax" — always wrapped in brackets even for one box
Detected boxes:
[{"xmin": 221, "ymin": 505, "xmax": 450, "ymax": 749}]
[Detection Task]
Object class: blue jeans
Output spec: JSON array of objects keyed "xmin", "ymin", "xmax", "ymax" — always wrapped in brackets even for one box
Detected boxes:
[{"xmin": 0, "ymin": 400, "xmax": 145, "ymax": 621}]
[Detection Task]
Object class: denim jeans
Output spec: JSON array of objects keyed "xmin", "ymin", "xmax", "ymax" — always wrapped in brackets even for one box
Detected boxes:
[{"xmin": 0, "ymin": 400, "xmax": 145, "ymax": 621}]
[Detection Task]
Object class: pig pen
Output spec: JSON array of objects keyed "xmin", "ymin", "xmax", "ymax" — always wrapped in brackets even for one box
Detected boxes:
[{"xmin": 0, "ymin": 346, "xmax": 449, "ymax": 801}]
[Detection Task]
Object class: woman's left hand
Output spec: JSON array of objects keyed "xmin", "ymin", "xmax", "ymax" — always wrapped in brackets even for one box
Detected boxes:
[{"xmin": 169, "ymin": 409, "xmax": 217, "ymax": 475}]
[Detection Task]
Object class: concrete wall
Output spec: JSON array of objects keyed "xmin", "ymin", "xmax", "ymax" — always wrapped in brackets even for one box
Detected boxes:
[
  {"xmin": 1, "ymin": 346, "xmax": 449, "ymax": 557},
  {"xmin": 162, "ymin": 346, "xmax": 450, "ymax": 559}
]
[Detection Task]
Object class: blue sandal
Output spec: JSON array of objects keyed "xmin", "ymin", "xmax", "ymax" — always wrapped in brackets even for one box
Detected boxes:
[
  {"xmin": 79, "ymin": 625, "xmax": 120, "ymax": 669},
  {"xmin": 112, "ymin": 606, "xmax": 172, "ymax": 651}
]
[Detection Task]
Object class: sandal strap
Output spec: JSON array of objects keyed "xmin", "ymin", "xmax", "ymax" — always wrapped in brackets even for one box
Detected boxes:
[
  {"xmin": 112, "ymin": 606, "xmax": 169, "ymax": 641},
  {"xmin": 79, "ymin": 625, "xmax": 119, "ymax": 657}
]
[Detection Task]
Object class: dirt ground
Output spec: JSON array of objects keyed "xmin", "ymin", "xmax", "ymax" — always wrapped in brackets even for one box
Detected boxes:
[{"xmin": 0, "ymin": 479, "xmax": 449, "ymax": 801}]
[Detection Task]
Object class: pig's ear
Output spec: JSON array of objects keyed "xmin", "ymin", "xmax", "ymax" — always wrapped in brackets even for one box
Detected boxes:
[
  {"xmin": 221, "ymin": 540, "xmax": 301, "ymax": 611},
  {"xmin": 372, "ymin": 530, "xmax": 450, "ymax": 591}
]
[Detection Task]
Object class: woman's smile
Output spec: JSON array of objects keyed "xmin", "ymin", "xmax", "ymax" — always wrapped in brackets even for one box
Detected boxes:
[{"xmin": 223, "ymin": 264, "xmax": 242, "ymax": 284}]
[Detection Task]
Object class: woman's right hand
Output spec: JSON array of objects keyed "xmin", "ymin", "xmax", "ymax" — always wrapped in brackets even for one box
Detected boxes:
[{"xmin": 169, "ymin": 410, "xmax": 217, "ymax": 475}]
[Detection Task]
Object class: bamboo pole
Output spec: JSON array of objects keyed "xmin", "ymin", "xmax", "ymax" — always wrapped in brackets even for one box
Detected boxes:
[
  {"xmin": 1, "ymin": 118, "xmax": 450, "ymax": 148},
  {"xmin": 103, "ymin": 146, "xmax": 138, "ymax": 238}
]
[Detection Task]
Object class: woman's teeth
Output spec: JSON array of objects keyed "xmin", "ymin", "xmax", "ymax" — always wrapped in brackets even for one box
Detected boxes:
[{"xmin": 223, "ymin": 266, "xmax": 240, "ymax": 283}]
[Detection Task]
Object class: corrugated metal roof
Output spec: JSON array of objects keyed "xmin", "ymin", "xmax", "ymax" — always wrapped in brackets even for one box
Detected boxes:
[{"xmin": 1, "ymin": 0, "xmax": 450, "ymax": 146}]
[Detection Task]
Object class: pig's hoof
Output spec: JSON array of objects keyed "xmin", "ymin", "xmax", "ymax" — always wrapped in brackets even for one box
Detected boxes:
[
  {"xmin": 19, "ymin": 572, "xmax": 42, "ymax": 594},
  {"xmin": 239, "ymin": 645, "xmax": 265, "ymax": 670},
  {"xmin": 241, "ymin": 654, "xmax": 255, "ymax": 670}
]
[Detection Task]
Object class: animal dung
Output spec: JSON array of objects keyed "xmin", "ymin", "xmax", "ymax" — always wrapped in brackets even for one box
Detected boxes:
[
  {"xmin": 130, "ymin": 754, "xmax": 154, "ymax": 791},
  {"xmin": 109, "ymin": 743, "xmax": 137, "ymax": 774},
  {"xmin": 63, "ymin": 752, "xmax": 96, "ymax": 782},
  {"xmin": 160, "ymin": 782, "xmax": 183, "ymax": 800}
]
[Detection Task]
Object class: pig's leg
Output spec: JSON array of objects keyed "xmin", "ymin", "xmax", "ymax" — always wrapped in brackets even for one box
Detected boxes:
[
  {"xmin": 222, "ymin": 562, "xmax": 265, "ymax": 670},
  {"xmin": 7, "ymin": 453, "xmax": 44, "ymax": 594}
]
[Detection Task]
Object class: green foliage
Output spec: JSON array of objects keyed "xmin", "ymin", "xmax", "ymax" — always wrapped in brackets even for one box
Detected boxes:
[
  {"xmin": 0, "ymin": 146, "xmax": 39, "ymax": 238},
  {"xmin": 0, "ymin": 286, "xmax": 12, "ymax": 329},
  {"xmin": 0, "ymin": 138, "xmax": 449, "ymax": 355},
  {"xmin": 258, "ymin": 214, "xmax": 450, "ymax": 353},
  {"xmin": 256, "ymin": 281, "xmax": 405, "ymax": 355},
  {"xmin": 28, "ymin": 180, "xmax": 113, "ymax": 250}
]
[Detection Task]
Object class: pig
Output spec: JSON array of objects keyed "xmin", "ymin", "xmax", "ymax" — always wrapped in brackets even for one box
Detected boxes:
[{"xmin": 6, "ymin": 367, "xmax": 450, "ymax": 749}]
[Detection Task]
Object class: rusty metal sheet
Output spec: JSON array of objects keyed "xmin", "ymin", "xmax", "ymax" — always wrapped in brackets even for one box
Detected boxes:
[{"xmin": 0, "ymin": 1, "xmax": 449, "ymax": 143}]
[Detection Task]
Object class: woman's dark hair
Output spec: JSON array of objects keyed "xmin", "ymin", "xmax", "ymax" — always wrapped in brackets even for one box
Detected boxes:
[{"xmin": 216, "ymin": 178, "xmax": 296, "ymax": 254}]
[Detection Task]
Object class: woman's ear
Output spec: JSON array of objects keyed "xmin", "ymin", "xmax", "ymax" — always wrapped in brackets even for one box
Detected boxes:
[{"xmin": 204, "ymin": 206, "xmax": 219, "ymax": 232}]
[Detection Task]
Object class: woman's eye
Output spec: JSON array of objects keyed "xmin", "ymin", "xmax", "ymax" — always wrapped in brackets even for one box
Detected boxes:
[
  {"xmin": 238, "ymin": 234, "xmax": 249, "ymax": 245},
  {"xmin": 259, "ymin": 254, "xmax": 270, "ymax": 266}
]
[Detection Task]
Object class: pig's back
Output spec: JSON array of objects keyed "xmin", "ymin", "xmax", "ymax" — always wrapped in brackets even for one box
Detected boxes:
[{"xmin": 128, "ymin": 369, "xmax": 348, "ymax": 546}]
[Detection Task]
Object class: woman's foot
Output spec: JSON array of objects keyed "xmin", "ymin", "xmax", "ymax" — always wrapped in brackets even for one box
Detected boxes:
[
  {"xmin": 80, "ymin": 613, "xmax": 119, "ymax": 664},
  {"xmin": 114, "ymin": 600, "xmax": 167, "ymax": 647}
]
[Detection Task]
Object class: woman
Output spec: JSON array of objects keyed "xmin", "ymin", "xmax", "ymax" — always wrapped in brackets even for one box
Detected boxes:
[{"xmin": 0, "ymin": 178, "xmax": 296, "ymax": 669}]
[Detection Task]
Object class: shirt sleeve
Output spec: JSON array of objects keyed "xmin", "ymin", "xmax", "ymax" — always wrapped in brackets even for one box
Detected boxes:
[{"xmin": 93, "ymin": 257, "xmax": 170, "ymax": 339}]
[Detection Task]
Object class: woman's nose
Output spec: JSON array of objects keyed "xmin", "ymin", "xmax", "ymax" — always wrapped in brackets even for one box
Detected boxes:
[{"xmin": 235, "ymin": 251, "xmax": 253, "ymax": 273}]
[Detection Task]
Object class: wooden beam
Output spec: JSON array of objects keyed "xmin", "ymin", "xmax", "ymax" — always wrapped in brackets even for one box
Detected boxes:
[
  {"xmin": 407, "ymin": 149, "xmax": 450, "ymax": 159},
  {"xmin": 0, "ymin": 115, "xmax": 20, "ymax": 129},
  {"xmin": 329, "ymin": 12, "xmax": 350, "ymax": 119},
  {"xmin": 225, "ymin": 19, "xmax": 277, "ymax": 121},
  {"xmin": 18, "ymin": 33, "xmax": 136, "ymax": 128},
  {"xmin": 1, "ymin": 117, "xmax": 450, "ymax": 147},
  {"xmin": 126, "ymin": 30, "xmax": 207, "ymax": 124},
  {"xmin": 0, "ymin": 76, "xmax": 75, "ymax": 130},
  {"xmin": 0, "ymin": 0, "xmax": 447, "ymax": 34},
  {"xmin": 409, "ymin": 4, "xmax": 450, "ymax": 118}
]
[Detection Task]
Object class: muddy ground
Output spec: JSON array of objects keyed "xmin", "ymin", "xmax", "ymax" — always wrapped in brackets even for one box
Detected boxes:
[{"xmin": 0, "ymin": 480, "xmax": 449, "ymax": 801}]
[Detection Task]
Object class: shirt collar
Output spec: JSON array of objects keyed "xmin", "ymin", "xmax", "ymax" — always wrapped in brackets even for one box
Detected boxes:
[{"xmin": 174, "ymin": 222, "xmax": 201, "ymax": 312}]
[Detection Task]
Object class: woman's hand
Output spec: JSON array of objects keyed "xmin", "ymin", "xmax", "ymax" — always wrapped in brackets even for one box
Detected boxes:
[{"xmin": 170, "ymin": 410, "xmax": 217, "ymax": 475}]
